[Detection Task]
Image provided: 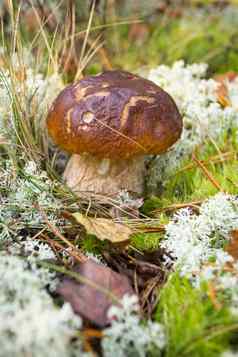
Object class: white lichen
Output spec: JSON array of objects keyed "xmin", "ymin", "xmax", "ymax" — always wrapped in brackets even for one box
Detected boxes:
[
  {"xmin": 162, "ymin": 192, "xmax": 238, "ymax": 317},
  {"xmin": 0, "ymin": 254, "xmax": 84, "ymax": 357},
  {"xmin": 162, "ymin": 193, "xmax": 238, "ymax": 277},
  {"xmin": 145, "ymin": 61, "xmax": 238, "ymax": 194},
  {"xmin": 0, "ymin": 160, "xmax": 63, "ymax": 243},
  {"xmin": 102, "ymin": 294, "xmax": 166, "ymax": 357}
]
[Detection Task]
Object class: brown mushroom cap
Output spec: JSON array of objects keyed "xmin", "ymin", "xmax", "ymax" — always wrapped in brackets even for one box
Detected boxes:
[{"xmin": 47, "ymin": 70, "xmax": 182, "ymax": 159}]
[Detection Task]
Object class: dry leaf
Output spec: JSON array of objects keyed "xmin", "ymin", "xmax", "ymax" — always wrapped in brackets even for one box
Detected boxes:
[
  {"xmin": 57, "ymin": 259, "xmax": 134, "ymax": 327},
  {"xmin": 214, "ymin": 71, "xmax": 237, "ymax": 108},
  {"xmin": 73, "ymin": 213, "xmax": 133, "ymax": 243},
  {"xmin": 226, "ymin": 230, "xmax": 238, "ymax": 260}
]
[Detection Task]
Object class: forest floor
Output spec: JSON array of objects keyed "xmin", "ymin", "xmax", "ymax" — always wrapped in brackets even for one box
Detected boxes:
[{"xmin": 1, "ymin": 2, "xmax": 238, "ymax": 357}]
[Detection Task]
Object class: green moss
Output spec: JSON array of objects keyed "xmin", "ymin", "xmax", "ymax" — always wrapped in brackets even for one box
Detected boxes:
[
  {"xmin": 80, "ymin": 234, "xmax": 109, "ymax": 255},
  {"xmin": 140, "ymin": 196, "xmax": 164, "ymax": 216},
  {"xmin": 160, "ymin": 137, "xmax": 238, "ymax": 208},
  {"xmin": 155, "ymin": 274, "xmax": 235, "ymax": 357},
  {"xmin": 131, "ymin": 232, "xmax": 163, "ymax": 252}
]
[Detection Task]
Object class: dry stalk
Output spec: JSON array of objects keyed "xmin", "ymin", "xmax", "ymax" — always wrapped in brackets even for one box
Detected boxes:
[
  {"xmin": 192, "ymin": 153, "xmax": 224, "ymax": 192},
  {"xmin": 176, "ymin": 151, "xmax": 236, "ymax": 175},
  {"xmin": 36, "ymin": 204, "xmax": 86, "ymax": 263}
]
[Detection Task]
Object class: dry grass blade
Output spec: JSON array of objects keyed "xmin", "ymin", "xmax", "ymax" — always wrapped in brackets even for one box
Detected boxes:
[
  {"xmin": 29, "ymin": 0, "xmax": 58, "ymax": 71},
  {"xmin": 192, "ymin": 153, "xmax": 224, "ymax": 192},
  {"xmin": 83, "ymin": 328, "xmax": 103, "ymax": 339},
  {"xmin": 207, "ymin": 282, "xmax": 222, "ymax": 310},
  {"xmin": 40, "ymin": 232, "xmax": 82, "ymax": 265},
  {"xmin": 120, "ymin": 218, "xmax": 165, "ymax": 230},
  {"xmin": 39, "ymin": 232, "xmax": 62, "ymax": 262},
  {"xmin": 140, "ymin": 276, "xmax": 163, "ymax": 315},
  {"xmin": 11, "ymin": 1, "xmax": 21, "ymax": 54},
  {"xmin": 36, "ymin": 204, "xmax": 86, "ymax": 263},
  {"xmin": 76, "ymin": 0, "xmax": 96, "ymax": 79},
  {"xmin": 29, "ymin": 0, "xmax": 64, "ymax": 52},
  {"xmin": 62, "ymin": 0, "xmax": 76, "ymax": 74},
  {"xmin": 152, "ymin": 200, "xmax": 203, "ymax": 216},
  {"xmin": 91, "ymin": 115, "xmax": 148, "ymax": 153},
  {"xmin": 176, "ymin": 151, "xmax": 236, "ymax": 174},
  {"xmin": 97, "ymin": 45, "xmax": 113, "ymax": 70},
  {"xmin": 76, "ymin": 34, "xmax": 104, "ymax": 78},
  {"xmin": 64, "ymin": 18, "xmax": 142, "ymax": 44},
  {"xmin": 107, "ymin": 0, "xmax": 119, "ymax": 53},
  {"xmin": 137, "ymin": 225, "xmax": 165, "ymax": 233}
]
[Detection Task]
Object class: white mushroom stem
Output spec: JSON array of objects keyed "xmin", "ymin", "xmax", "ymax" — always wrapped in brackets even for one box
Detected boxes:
[{"xmin": 63, "ymin": 153, "xmax": 145, "ymax": 197}]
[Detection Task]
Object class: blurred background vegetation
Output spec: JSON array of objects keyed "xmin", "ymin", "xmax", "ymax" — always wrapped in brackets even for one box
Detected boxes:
[{"xmin": 1, "ymin": 0, "xmax": 238, "ymax": 79}]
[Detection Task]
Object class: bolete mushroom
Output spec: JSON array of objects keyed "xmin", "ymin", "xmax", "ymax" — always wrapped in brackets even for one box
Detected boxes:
[{"xmin": 47, "ymin": 70, "xmax": 182, "ymax": 196}]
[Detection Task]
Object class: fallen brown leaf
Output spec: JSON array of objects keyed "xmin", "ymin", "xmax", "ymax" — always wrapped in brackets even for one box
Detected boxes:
[
  {"xmin": 73, "ymin": 213, "xmax": 133, "ymax": 243},
  {"xmin": 226, "ymin": 230, "xmax": 238, "ymax": 260},
  {"xmin": 57, "ymin": 259, "xmax": 134, "ymax": 327},
  {"xmin": 214, "ymin": 71, "xmax": 237, "ymax": 108}
]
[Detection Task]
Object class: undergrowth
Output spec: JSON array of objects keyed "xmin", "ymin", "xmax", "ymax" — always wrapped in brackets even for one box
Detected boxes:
[
  {"xmin": 1, "ymin": 1, "xmax": 238, "ymax": 357},
  {"xmin": 156, "ymin": 274, "xmax": 234, "ymax": 357},
  {"xmin": 107, "ymin": 6, "xmax": 238, "ymax": 75}
]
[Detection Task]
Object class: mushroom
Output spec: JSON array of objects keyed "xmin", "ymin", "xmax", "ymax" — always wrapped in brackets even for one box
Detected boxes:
[{"xmin": 46, "ymin": 70, "xmax": 182, "ymax": 197}]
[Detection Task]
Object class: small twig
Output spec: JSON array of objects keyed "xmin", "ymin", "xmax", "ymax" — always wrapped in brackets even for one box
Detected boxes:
[
  {"xmin": 40, "ymin": 232, "xmax": 71, "ymax": 262},
  {"xmin": 31, "ymin": 227, "xmax": 47, "ymax": 240},
  {"xmin": 207, "ymin": 282, "xmax": 222, "ymax": 311},
  {"xmin": 40, "ymin": 232, "xmax": 62, "ymax": 262},
  {"xmin": 82, "ymin": 328, "xmax": 102, "ymax": 356},
  {"xmin": 87, "ymin": 37, "xmax": 113, "ymax": 70},
  {"xmin": 137, "ymin": 225, "xmax": 165, "ymax": 233},
  {"xmin": 97, "ymin": 45, "xmax": 113, "ymax": 70},
  {"xmin": 82, "ymin": 338, "xmax": 97, "ymax": 357},
  {"xmin": 140, "ymin": 276, "xmax": 161, "ymax": 313},
  {"xmin": 176, "ymin": 151, "xmax": 236, "ymax": 175},
  {"xmin": 133, "ymin": 269, "xmax": 139, "ymax": 296},
  {"xmin": 192, "ymin": 153, "xmax": 223, "ymax": 191},
  {"xmin": 36, "ymin": 204, "xmax": 86, "ymax": 263},
  {"xmin": 83, "ymin": 328, "xmax": 103, "ymax": 339},
  {"xmin": 152, "ymin": 200, "xmax": 203, "ymax": 215}
]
